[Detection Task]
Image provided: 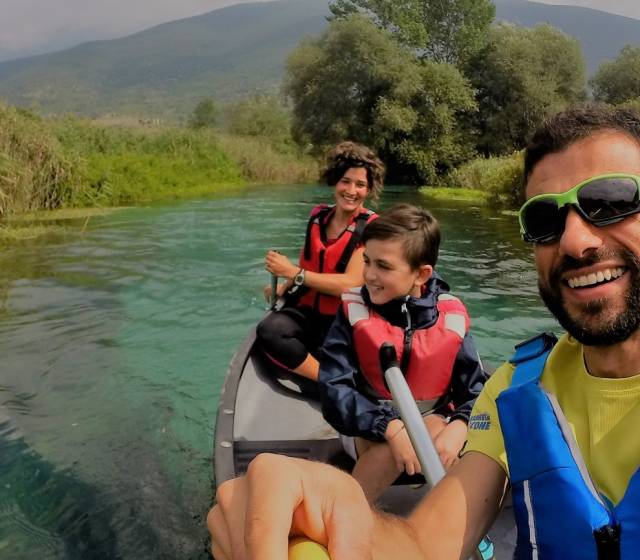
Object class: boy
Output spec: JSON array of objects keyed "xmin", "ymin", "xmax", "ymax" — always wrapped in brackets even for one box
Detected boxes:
[{"xmin": 319, "ymin": 203, "xmax": 487, "ymax": 502}]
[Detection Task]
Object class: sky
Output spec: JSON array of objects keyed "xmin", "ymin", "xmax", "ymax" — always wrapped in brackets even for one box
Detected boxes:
[
  {"xmin": 1, "ymin": 0, "xmax": 639, "ymax": 62},
  {"xmin": 535, "ymin": 0, "xmax": 640, "ymax": 19}
]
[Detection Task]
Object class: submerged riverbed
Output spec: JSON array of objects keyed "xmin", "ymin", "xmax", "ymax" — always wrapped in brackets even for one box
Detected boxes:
[{"xmin": 0, "ymin": 185, "xmax": 558, "ymax": 559}]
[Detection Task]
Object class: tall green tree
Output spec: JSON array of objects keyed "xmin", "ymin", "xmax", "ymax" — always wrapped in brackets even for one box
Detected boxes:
[
  {"xmin": 591, "ymin": 45, "xmax": 640, "ymax": 105},
  {"xmin": 285, "ymin": 15, "xmax": 476, "ymax": 183},
  {"xmin": 329, "ymin": 0, "xmax": 495, "ymax": 65},
  {"xmin": 188, "ymin": 98, "xmax": 218, "ymax": 129},
  {"xmin": 465, "ymin": 23, "xmax": 586, "ymax": 155}
]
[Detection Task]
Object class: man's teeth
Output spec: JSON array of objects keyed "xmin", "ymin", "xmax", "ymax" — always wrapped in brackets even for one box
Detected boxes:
[{"xmin": 567, "ymin": 267, "xmax": 624, "ymax": 288}]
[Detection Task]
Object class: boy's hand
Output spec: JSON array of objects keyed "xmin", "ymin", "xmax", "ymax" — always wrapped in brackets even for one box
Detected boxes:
[
  {"xmin": 434, "ymin": 419, "xmax": 468, "ymax": 470},
  {"xmin": 386, "ymin": 425, "xmax": 422, "ymax": 476}
]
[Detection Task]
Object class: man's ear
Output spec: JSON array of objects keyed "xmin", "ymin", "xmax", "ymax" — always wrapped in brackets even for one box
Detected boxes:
[{"xmin": 415, "ymin": 264, "xmax": 433, "ymax": 287}]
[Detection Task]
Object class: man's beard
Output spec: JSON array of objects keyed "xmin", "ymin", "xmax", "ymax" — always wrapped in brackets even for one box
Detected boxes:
[{"xmin": 538, "ymin": 248, "xmax": 640, "ymax": 346}]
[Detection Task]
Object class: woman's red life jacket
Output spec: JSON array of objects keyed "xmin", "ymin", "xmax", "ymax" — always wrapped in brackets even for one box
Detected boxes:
[
  {"xmin": 295, "ymin": 205, "xmax": 376, "ymax": 315},
  {"xmin": 341, "ymin": 288, "xmax": 469, "ymax": 400}
]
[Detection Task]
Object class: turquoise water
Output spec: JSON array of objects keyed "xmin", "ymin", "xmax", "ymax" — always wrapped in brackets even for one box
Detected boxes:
[{"xmin": 0, "ymin": 185, "xmax": 558, "ymax": 559}]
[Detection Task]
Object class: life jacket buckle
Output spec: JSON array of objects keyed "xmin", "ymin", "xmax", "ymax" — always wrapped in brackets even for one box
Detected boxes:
[{"xmin": 593, "ymin": 523, "xmax": 621, "ymax": 560}]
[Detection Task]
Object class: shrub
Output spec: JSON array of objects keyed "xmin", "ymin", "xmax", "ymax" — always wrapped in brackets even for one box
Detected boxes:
[
  {"xmin": 0, "ymin": 102, "xmax": 80, "ymax": 217},
  {"xmin": 445, "ymin": 151, "xmax": 524, "ymax": 208},
  {"xmin": 188, "ymin": 98, "xmax": 218, "ymax": 129},
  {"xmin": 216, "ymin": 134, "xmax": 318, "ymax": 184}
]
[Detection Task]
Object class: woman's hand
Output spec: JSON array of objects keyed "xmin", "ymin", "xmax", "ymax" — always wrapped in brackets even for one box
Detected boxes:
[
  {"xmin": 385, "ymin": 421, "xmax": 421, "ymax": 476},
  {"xmin": 263, "ymin": 282, "xmax": 288, "ymax": 303},
  {"xmin": 433, "ymin": 419, "xmax": 468, "ymax": 471},
  {"xmin": 208, "ymin": 453, "xmax": 374, "ymax": 560},
  {"xmin": 265, "ymin": 250, "xmax": 299, "ymax": 279}
]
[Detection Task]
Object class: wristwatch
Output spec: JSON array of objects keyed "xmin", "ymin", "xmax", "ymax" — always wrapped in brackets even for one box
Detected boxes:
[{"xmin": 293, "ymin": 268, "xmax": 306, "ymax": 287}]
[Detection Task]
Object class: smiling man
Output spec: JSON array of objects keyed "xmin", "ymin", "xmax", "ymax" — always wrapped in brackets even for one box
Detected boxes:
[{"xmin": 208, "ymin": 106, "xmax": 640, "ymax": 560}]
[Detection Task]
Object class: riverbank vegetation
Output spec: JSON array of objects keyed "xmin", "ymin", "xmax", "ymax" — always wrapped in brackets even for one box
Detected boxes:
[
  {"xmin": 3, "ymin": 0, "xmax": 640, "ymax": 221},
  {"xmin": 285, "ymin": 0, "xmax": 639, "ymax": 197},
  {"xmin": 442, "ymin": 151, "xmax": 524, "ymax": 207},
  {"xmin": 0, "ymin": 100, "xmax": 318, "ymax": 219}
]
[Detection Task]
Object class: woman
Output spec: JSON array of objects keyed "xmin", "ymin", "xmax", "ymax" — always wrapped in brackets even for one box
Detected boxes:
[{"xmin": 257, "ymin": 141, "xmax": 385, "ymax": 381}]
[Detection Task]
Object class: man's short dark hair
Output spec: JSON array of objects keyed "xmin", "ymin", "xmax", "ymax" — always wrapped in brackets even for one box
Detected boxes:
[
  {"xmin": 321, "ymin": 141, "xmax": 386, "ymax": 202},
  {"xmin": 524, "ymin": 105, "xmax": 640, "ymax": 182},
  {"xmin": 362, "ymin": 203, "xmax": 441, "ymax": 269}
]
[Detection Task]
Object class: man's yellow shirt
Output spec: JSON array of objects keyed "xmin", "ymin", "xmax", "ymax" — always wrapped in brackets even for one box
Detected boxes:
[{"xmin": 465, "ymin": 333, "xmax": 640, "ymax": 504}]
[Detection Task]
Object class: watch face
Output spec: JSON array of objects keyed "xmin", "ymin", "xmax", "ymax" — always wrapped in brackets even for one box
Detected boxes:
[{"xmin": 295, "ymin": 271, "xmax": 304, "ymax": 285}]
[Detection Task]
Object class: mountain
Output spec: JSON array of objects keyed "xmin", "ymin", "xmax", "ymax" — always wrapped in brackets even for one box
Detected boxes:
[
  {"xmin": 0, "ymin": 0, "xmax": 329, "ymax": 117},
  {"xmin": 493, "ymin": 0, "xmax": 640, "ymax": 74},
  {"xmin": 0, "ymin": 0, "xmax": 277, "ymax": 63},
  {"xmin": 0, "ymin": 0, "xmax": 638, "ymax": 117}
]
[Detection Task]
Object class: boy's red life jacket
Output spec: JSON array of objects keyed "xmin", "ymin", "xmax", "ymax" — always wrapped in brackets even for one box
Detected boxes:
[
  {"xmin": 295, "ymin": 205, "xmax": 376, "ymax": 316},
  {"xmin": 341, "ymin": 288, "xmax": 469, "ymax": 400}
]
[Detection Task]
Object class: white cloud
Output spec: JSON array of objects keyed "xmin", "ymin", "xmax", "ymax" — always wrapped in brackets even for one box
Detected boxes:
[{"xmin": 0, "ymin": 0, "xmax": 275, "ymax": 61}]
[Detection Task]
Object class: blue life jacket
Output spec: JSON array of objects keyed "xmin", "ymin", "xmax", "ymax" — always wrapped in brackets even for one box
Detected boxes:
[{"xmin": 496, "ymin": 333, "xmax": 640, "ymax": 560}]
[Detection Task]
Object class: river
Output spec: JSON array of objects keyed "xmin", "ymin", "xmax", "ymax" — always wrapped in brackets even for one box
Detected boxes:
[{"xmin": 0, "ymin": 184, "xmax": 558, "ymax": 559}]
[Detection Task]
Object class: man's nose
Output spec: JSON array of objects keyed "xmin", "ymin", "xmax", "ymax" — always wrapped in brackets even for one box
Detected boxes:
[{"xmin": 558, "ymin": 206, "xmax": 603, "ymax": 258}]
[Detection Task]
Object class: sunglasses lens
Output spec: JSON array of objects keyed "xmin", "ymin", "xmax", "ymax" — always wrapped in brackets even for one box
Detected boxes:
[
  {"xmin": 578, "ymin": 177, "xmax": 640, "ymax": 222},
  {"xmin": 522, "ymin": 199, "xmax": 565, "ymax": 242}
]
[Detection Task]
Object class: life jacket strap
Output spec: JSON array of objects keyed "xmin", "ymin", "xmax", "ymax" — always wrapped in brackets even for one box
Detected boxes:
[
  {"xmin": 303, "ymin": 205, "xmax": 333, "ymax": 260},
  {"xmin": 509, "ymin": 332, "xmax": 557, "ymax": 387},
  {"xmin": 334, "ymin": 210, "xmax": 373, "ymax": 273}
]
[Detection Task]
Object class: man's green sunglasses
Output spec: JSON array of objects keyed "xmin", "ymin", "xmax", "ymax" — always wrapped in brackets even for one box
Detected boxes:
[{"xmin": 518, "ymin": 173, "xmax": 640, "ymax": 243}]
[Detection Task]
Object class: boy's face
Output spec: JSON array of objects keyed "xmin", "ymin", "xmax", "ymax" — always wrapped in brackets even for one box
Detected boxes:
[{"xmin": 363, "ymin": 238, "xmax": 432, "ymax": 305}]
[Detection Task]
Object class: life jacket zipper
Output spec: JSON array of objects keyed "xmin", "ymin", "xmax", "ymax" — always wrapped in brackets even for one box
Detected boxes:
[{"xmin": 400, "ymin": 301, "xmax": 414, "ymax": 374}]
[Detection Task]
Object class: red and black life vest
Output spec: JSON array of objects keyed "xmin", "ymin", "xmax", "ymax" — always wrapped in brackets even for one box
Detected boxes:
[
  {"xmin": 341, "ymin": 287, "xmax": 469, "ymax": 401},
  {"xmin": 294, "ymin": 205, "xmax": 376, "ymax": 315}
]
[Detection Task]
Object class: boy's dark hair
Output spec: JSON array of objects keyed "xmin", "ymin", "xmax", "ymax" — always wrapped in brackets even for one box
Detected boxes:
[
  {"xmin": 524, "ymin": 105, "xmax": 640, "ymax": 182},
  {"xmin": 362, "ymin": 204, "xmax": 441, "ymax": 269},
  {"xmin": 321, "ymin": 141, "xmax": 386, "ymax": 202}
]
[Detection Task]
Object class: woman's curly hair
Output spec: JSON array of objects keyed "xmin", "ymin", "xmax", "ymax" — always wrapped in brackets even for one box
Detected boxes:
[{"xmin": 321, "ymin": 141, "xmax": 385, "ymax": 202}]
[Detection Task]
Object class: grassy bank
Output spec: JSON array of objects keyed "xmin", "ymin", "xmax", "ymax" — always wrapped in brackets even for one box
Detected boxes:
[
  {"xmin": 53, "ymin": 118, "xmax": 244, "ymax": 207},
  {"xmin": 2, "ymin": 99, "xmax": 526, "ymax": 237},
  {"xmin": 419, "ymin": 186, "xmax": 488, "ymax": 203},
  {"xmin": 0, "ymin": 101, "xmax": 319, "ymax": 221},
  {"xmin": 440, "ymin": 151, "xmax": 525, "ymax": 207}
]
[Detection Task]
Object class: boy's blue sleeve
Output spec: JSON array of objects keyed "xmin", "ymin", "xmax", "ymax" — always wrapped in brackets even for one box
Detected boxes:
[
  {"xmin": 448, "ymin": 332, "xmax": 488, "ymax": 423},
  {"xmin": 318, "ymin": 308, "xmax": 398, "ymax": 442}
]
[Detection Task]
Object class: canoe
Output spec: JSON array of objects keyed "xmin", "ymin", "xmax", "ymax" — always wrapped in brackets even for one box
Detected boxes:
[{"xmin": 214, "ymin": 323, "xmax": 517, "ymax": 556}]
